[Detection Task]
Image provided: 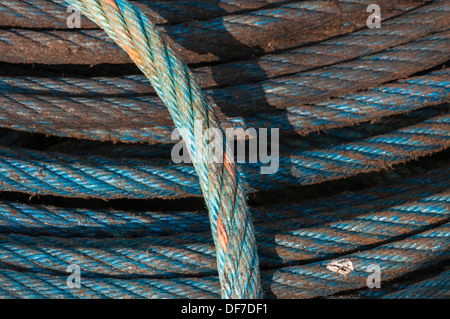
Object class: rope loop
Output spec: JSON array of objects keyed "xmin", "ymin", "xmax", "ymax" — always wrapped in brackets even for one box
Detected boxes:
[{"xmin": 68, "ymin": 0, "xmax": 262, "ymax": 298}]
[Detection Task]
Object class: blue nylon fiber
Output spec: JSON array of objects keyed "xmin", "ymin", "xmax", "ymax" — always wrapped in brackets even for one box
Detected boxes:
[
  {"xmin": 0, "ymin": 0, "xmax": 448, "ymax": 299},
  {"xmin": 0, "ymin": 110, "xmax": 447, "ymax": 199}
]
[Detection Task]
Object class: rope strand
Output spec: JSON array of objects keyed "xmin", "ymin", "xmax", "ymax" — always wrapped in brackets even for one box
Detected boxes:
[{"xmin": 67, "ymin": 0, "xmax": 261, "ymax": 298}]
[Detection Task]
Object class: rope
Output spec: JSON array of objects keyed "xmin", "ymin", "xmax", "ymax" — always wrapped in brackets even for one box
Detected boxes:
[
  {"xmin": 3, "ymin": 1, "xmax": 448, "ymax": 93},
  {"xmin": 347, "ymin": 269, "xmax": 450, "ymax": 299},
  {"xmin": 0, "ymin": 189, "xmax": 448, "ymax": 278},
  {"xmin": 65, "ymin": 0, "xmax": 261, "ymax": 299},
  {"xmin": 0, "ymin": 164, "xmax": 448, "ymax": 238},
  {"xmin": 0, "ymin": 0, "xmax": 302, "ymax": 28},
  {"xmin": 0, "ymin": 0, "xmax": 425, "ymax": 64},
  {"xmin": 1, "ymin": 34, "xmax": 449, "ymax": 143},
  {"xmin": 267, "ymin": 222, "xmax": 450, "ymax": 298},
  {"xmin": 378, "ymin": 270, "xmax": 450, "ymax": 299},
  {"xmin": 1, "ymin": 69, "xmax": 449, "ymax": 144},
  {"xmin": 0, "ymin": 111, "xmax": 447, "ymax": 199},
  {"xmin": 0, "ymin": 222, "xmax": 447, "ymax": 298},
  {"xmin": 0, "ymin": 0, "xmax": 448, "ymax": 300}
]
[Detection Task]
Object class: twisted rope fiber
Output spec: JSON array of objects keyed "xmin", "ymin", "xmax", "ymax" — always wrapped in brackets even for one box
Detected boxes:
[
  {"xmin": 0, "ymin": 0, "xmax": 219, "ymax": 28},
  {"xmin": 0, "ymin": 112, "xmax": 448, "ymax": 199},
  {"xmin": 0, "ymin": 186, "xmax": 448, "ymax": 279},
  {"xmin": 0, "ymin": 0, "xmax": 304, "ymax": 28},
  {"xmin": 0, "ymin": 222, "xmax": 447, "ymax": 298},
  {"xmin": 0, "ymin": 0, "xmax": 417, "ymax": 65},
  {"xmin": 3, "ymin": 0, "xmax": 449, "ymax": 96},
  {"xmin": 65, "ymin": 0, "xmax": 261, "ymax": 298},
  {"xmin": 0, "ymin": 0, "xmax": 448, "ymax": 297},
  {"xmin": 1, "ymin": 36, "xmax": 449, "ymax": 143},
  {"xmin": 376, "ymin": 270, "xmax": 450, "ymax": 299},
  {"xmin": 0, "ymin": 164, "xmax": 448, "ymax": 238},
  {"xmin": 349, "ymin": 269, "xmax": 450, "ymax": 299},
  {"xmin": 41, "ymin": 104, "xmax": 450, "ymax": 161},
  {"xmin": 1, "ymin": 68, "xmax": 449, "ymax": 144}
]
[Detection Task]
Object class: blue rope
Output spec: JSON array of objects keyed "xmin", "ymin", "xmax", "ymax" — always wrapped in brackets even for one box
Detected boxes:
[
  {"xmin": 0, "ymin": 38, "xmax": 448, "ymax": 143},
  {"xmin": 2, "ymin": 1, "xmax": 448, "ymax": 95},
  {"xmin": 0, "ymin": 112, "xmax": 447, "ymax": 198},
  {"xmin": 0, "ymin": 222, "xmax": 448, "ymax": 298},
  {"xmin": 1, "ymin": 164, "xmax": 448, "ymax": 237},
  {"xmin": 0, "ymin": 0, "xmax": 448, "ymax": 299}
]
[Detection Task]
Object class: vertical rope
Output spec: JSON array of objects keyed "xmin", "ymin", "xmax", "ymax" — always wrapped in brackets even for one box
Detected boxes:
[{"xmin": 67, "ymin": 0, "xmax": 261, "ymax": 298}]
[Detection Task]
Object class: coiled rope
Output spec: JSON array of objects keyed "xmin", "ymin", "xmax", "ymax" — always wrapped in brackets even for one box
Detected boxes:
[
  {"xmin": 0, "ymin": 220, "xmax": 447, "ymax": 298},
  {"xmin": 3, "ymin": 0, "xmax": 449, "ymax": 94},
  {"xmin": 0, "ymin": 182, "xmax": 448, "ymax": 278},
  {"xmin": 0, "ymin": 110, "xmax": 448, "ymax": 199},
  {"xmin": 1, "ymin": 0, "xmax": 298, "ymax": 28},
  {"xmin": 1, "ymin": 68, "xmax": 449, "ymax": 144},
  {"xmin": 0, "ymin": 0, "xmax": 421, "ymax": 65},
  {"xmin": 0, "ymin": 161, "xmax": 448, "ymax": 237},
  {"xmin": 0, "ymin": 0, "xmax": 448, "ymax": 300},
  {"xmin": 358, "ymin": 269, "xmax": 450, "ymax": 299},
  {"xmin": 63, "ymin": 0, "xmax": 260, "ymax": 298},
  {"xmin": 1, "ymin": 26, "xmax": 449, "ymax": 143}
]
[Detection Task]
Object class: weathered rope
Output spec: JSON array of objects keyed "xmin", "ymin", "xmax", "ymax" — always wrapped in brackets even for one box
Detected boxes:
[
  {"xmin": 346, "ymin": 268, "xmax": 450, "ymax": 299},
  {"xmin": 376, "ymin": 270, "xmax": 450, "ymax": 299},
  {"xmin": 0, "ymin": 112, "xmax": 447, "ymax": 199},
  {"xmin": 64, "ymin": 0, "xmax": 260, "ymax": 298},
  {"xmin": 0, "ymin": 0, "xmax": 424, "ymax": 64},
  {"xmin": 0, "ymin": 0, "xmax": 448, "ymax": 300},
  {"xmin": 0, "ymin": 222, "xmax": 447, "ymax": 298},
  {"xmin": 0, "ymin": 189, "xmax": 448, "ymax": 278},
  {"xmin": 1, "ymin": 22, "xmax": 449, "ymax": 142},
  {"xmin": 3, "ymin": 0, "xmax": 448, "ymax": 94},
  {"xmin": 0, "ymin": 164, "xmax": 448, "ymax": 238},
  {"xmin": 0, "ymin": 0, "xmax": 295, "ymax": 28},
  {"xmin": 1, "ymin": 68, "xmax": 448, "ymax": 144}
]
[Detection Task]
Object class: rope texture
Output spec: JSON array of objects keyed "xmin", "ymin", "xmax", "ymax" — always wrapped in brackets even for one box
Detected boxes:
[
  {"xmin": 0, "ymin": 1, "xmax": 450, "ymax": 96},
  {"xmin": 0, "ymin": 221, "xmax": 448, "ymax": 298},
  {"xmin": 0, "ymin": 110, "xmax": 448, "ymax": 199},
  {"xmin": 1, "ymin": 30, "xmax": 449, "ymax": 143},
  {"xmin": 0, "ymin": 0, "xmax": 425, "ymax": 64},
  {"xmin": 1, "ymin": 163, "xmax": 448, "ymax": 238},
  {"xmin": 0, "ymin": 179, "xmax": 448, "ymax": 278},
  {"xmin": 0, "ymin": 0, "xmax": 296, "ymax": 28},
  {"xmin": 0, "ymin": 0, "xmax": 448, "ymax": 300},
  {"xmin": 348, "ymin": 269, "xmax": 450, "ymax": 299},
  {"xmin": 64, "ymin": 0, "xmax": 260, "ymax": 299},
  {"xmin": 2, "ymin": 1, "xmax": 448, "ymax": 94}
]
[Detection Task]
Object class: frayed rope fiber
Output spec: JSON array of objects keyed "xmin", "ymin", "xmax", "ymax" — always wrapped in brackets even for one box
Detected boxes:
[{"xmin": 66, "ymin": 0, "xmax": 261, "ymax": 298}]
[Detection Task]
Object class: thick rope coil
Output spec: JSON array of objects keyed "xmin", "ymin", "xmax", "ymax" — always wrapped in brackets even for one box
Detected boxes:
[
  {"xmin": 378, "ymin": 270, "xmax": 450, "ymax": 299},
  {"xmin": 0, "ymin": 0, "xmax": 296, "ymax": 28},
  {"xmin": 0, "ymin": 111, "xmax": 447, "ymax": 199},
  {"xmin": 0, "ymin": 186, "xmax": 448, "ymax": 278},
  {"xmin": 0, "ymin": 222, "xmax": 447, "ymax": 298},
  {"xmin": 0, "ymin": 0, "xmax": 427, "ymax": 64},
  {"xmin": 2, "ymin": 0, "xmax": 449, "ymax": 94},
  {"xmin": 65, "ymin": 0, "xmax": 261, "ymax": 298},
  {"xmin": 349, "ymin": 269, "xmax": 450, "ymax": 299},
  {"xmin": 0, "ymin": 156, "xmax": 448, "ymax": 273},
  {"xmin": 0, "ymin": 0, "xmax": 448, "ymax": 300},
  {"xmin": 3, "ymin": 0, "xmax": 449, "ymax": 94},
  {"xmin": 1, "ymin": 163, "xmax": 447, "ymax": 238},
  {"xmin": 0, "ymin": 68, "xmax": 448, "ymax": 144},
  {"xmin": 1, "ymin": 32, "xmax": 449, "ymax": 143}
]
